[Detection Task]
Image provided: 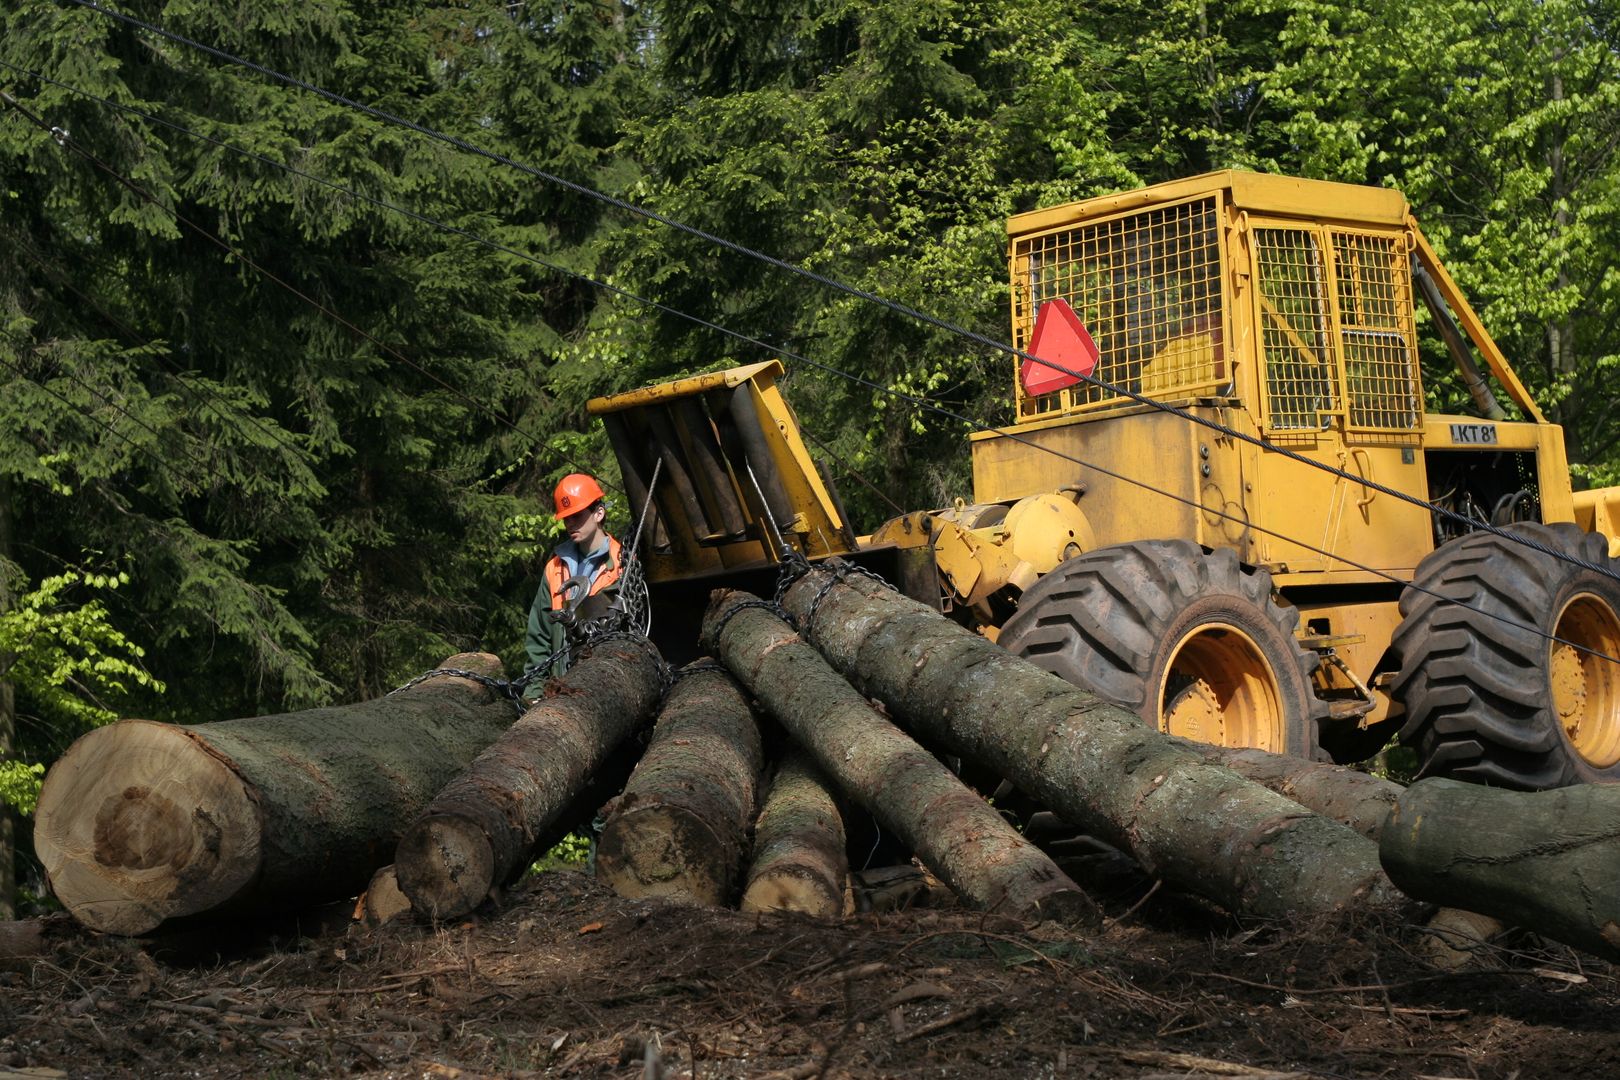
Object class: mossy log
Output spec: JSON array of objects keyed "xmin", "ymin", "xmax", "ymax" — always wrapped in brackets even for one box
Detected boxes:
[
  {"xmin": 595, "ymin": 662, "xmax": 765, "ymax": 906},
  {"xmin": 740, "ymin": 747, "xmax": 849, "ymax": 918},
  {"xmin": 1381, "ymin": 778, "xmax": 1620, "ymax": 962},
  {"xmin": 33, "ymin": 654, "xmax": 516, "ymax": 936},
  {"xmin": 778, "ymin": 566, "xmax": 1404, "ymax": 919},
  {"xmin": 1172, "ymin": 741, "xmax": 1404, "ymax": 841},
  {"xmin": 705, "ymin": 591, "xmax": 1100, "ymax": 927},
  {"xmin": 395, "ymin": 637, "xmax": 664, "ymax": 920}
]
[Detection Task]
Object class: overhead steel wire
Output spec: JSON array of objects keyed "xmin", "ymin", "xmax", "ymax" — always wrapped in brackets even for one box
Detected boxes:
[
  {"xmin": 4, "ymin": 59, "xmax": 1618, "ymax": 668},
  {"xmin": 59, "ymin": 0, "xmax": 1620, "ymax": 583}
]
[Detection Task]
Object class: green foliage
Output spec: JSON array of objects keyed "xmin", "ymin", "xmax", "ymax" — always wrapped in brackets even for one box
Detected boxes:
[
  {"xmin": 529, "ymin": 831, "xmax": 592, "ymax": 874},
  {"xmin": 0, "ymin": 567, "xmax": 163, "ymax": 728},
  {"xmin": 0, "ymin": 761, "xmax": 45, "ymax": 816},
  {"xmin": 0, "ymin": 564, "xmax": 161, "ymax": 811}
]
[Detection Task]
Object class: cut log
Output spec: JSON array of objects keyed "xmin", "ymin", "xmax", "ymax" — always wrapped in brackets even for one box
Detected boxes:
[
  {"xmin": 353, "ymin": 865, "xmax": 413, "ymax": 929},
  {"xmin": 595, "ymin": 662, "xmax": 765, "ymax": 905},
  {"xmin": 704, "ymin": 591, "xmax": 1101, "ymax": 927},
  {"xmin": 1171, "ymin": 741, "xmax": 1403, "ymax": 841},
  {"xmin": 740, "ymin": 747, "xmax": 849, "ymax": 918},
  {"xmin": 32, "ymin": 654, "xmax": 517, "ymax": 936},
  {"xmin": 1418, "ymin": 907, "xmax": 1506, "ymax": 970},
  {"xmin": 776, "ymin": 565, "xmax": 1404, "ymax": 919},
  {"xmin": 395, "ymin": 637, "xmax": 664, "ymax": 921},
  {"xmin": 1380, "ymin": 777, "xmax": 1620, "ymax": 962}
]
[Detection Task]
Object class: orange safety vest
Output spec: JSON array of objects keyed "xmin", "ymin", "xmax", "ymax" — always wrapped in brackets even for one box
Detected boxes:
[{"xmin": 543, "ymin": 536, "xmax": 623, "ymax": 612}]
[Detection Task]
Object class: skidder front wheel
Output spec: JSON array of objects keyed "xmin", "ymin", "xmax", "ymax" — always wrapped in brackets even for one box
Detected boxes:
[
  {"xmin": 1391, "ymin": 522, "xmax": 1620, "ymax": 788},
  {"xmin": 997, "ymin": 540, "xmax": 1327, "ymax": 758}
]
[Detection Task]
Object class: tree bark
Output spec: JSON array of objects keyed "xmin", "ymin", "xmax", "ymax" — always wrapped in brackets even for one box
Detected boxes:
[
  {"xmin": 740, "ymin": 746, "xmax": 849, "ymax": 918},
  {"xmin": 1171, "ymin": 741, "xmax": 1403, "ymax": 841},
  {"xmin": 0, "ymin": 476, "xmax": 15, "ymax": 921},
  {"xmin": 704, "ymin": 591, "xmax": 1100, "ymax": 927},
  {"xmin": 395, "ymin": 637, "xmax": 664, "ymax": 921},
  {"xmin": 778, "ymin": 566, "xmax": 1404, "ymax": 919},
  {"xmin": 595, "ymin": 662, "xmax": 764, "ymax": 906},
  {"xmin": 1380, "ymin": 777, "xmax": 1620, "ymax": 962},
  {"xmin": 32, "ymin": 654, "xmax": 516, "ymax": 936}
]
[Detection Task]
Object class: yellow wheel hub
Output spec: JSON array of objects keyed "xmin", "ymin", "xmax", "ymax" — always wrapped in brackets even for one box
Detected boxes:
[
  {"xmin": 1157, "ymin": 623, "xmax": 1287, "ymax": 753},
  {"xmin": 1551, "ymin": 593, "xmax": 1620, "ymax": 769},
  {"xmin": 1165, "ymin": 678, "xmax": 1225, "ymax": 745}
]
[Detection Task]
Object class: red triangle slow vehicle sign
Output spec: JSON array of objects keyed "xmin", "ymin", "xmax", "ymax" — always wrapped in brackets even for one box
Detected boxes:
[{"xmin": 1020, "ymin": 297, "xmax": 1098, "ymax": 397}]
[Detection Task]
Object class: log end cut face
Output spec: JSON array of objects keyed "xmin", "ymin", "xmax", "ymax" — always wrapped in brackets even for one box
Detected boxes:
[
  {"xmin": 394, "ymin": 814, "xmax": 497, "ymax": 922},
  {"xmin": 34, "ymin": 720, "xmax": 263, "ymax": 935},
  {"xmin": 739, "ymin": 864, "xmax": 846, "ymax": 919},
  {"xmin": 595, "ymin": 805, "xmax": 736, "ymax": 907}
]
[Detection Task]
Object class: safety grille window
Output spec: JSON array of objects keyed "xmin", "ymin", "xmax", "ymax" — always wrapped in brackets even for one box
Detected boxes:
[
  {"xmin": 1332, "ymin": 231, "xmax": 1421, "ymax": 432},
  {"xmin": 1253, "ymin": 228, "xmax": 1340, "ymax": 431},
  {"xmin": 1012, "ymin": 197, "xmax": 1226, "ymax": 418}
]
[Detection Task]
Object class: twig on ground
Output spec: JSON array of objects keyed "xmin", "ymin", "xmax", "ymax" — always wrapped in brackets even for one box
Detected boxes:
[{"xmin": 892, "ymin": 1002, "xmax": 993, "ymax": 1044}]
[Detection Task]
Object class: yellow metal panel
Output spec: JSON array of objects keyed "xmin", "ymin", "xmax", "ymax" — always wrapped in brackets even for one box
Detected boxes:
[
  {"xmin": 743, "ymin": 377, "xmax": 849, "ymax": 552},
  {"xmin": 1247, "ymin": 439, "xmax": 1433, "ymax": 574},
  {"xmin": 590, "ymin": 362, "xmax": 854, "ymax": 584},
  {"xmin": 1007, "ymin": 171, "xmax": 1408, "ymax": 238},
  {"xmin": 586, "ymin": 361, "xmax": 784, "ymax": 415},
  {"xmin": 970, "ymin": 407, "xmax": 1228, "ymax": 555},
  {"xmin": 1538, "ymin": 424, "xmax": 1576, "ymax": 523},
  {"xmin": 1573, "ymin": 486, "xmax": 1620, "ymax": 556}
]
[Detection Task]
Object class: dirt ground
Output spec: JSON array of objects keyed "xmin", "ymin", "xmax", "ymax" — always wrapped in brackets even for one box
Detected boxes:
[{"xmin": 3, "ymin": 854, "xmax": 1617, "ymax": 1080}]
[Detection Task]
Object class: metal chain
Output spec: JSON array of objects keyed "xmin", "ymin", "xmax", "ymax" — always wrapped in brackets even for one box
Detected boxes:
[
  {"xmin": 800, "ymin": 557, "xmax": 899, "ymax": 638},
  {"xmin": 772, "ymin": 549, "xmax": 814, "ymax": 613},
  {"xmin": 668, "ymin": 657, "xmax": 731, "ymax": 688},
  {"xmin": 386, "ymin": 667, "xmax": 528, "ymax": 714},
  {"xmin": 708, "ymin": 597, "xmax": 788, "ymax": 645}
]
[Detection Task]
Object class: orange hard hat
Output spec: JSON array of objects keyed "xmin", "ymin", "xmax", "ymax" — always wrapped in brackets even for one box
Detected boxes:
[{"xmin": 553, "ymin": 473, "xmax": 605, "ymax": 518}]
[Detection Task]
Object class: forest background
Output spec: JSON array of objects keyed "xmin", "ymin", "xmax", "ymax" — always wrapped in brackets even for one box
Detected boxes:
[{"xmin": 1, "ymin": 0, "xmax": 1617, "ymax": 917}]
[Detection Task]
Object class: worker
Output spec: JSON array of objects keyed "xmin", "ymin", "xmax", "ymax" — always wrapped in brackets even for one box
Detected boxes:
[{"xmin": 524, "ymin": 473, "xmax": 623, "ymax": 680}]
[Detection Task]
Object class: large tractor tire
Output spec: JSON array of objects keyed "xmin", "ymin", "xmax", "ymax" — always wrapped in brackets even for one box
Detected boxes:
[
  {"xmin": 997, "ymin": 540, "xmax": 1328, "ymax": 759},
  {"xmin": 1390, "ymin": 522, "xmax": 1620, "ymax": 789}
]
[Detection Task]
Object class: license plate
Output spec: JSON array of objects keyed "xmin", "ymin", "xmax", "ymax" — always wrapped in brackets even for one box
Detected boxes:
[{"xmin": 1449, "ymin": 423, "xmax": 1498, "ymax": 445}]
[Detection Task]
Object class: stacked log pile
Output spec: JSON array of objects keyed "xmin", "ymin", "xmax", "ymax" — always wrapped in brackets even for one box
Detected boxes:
[
  {"xmin": 30, "ymin": 561, "xmax": 1620, "ymax": 965},
  {"xmin": 702, "ymin": 591, "xmax": 1100, "ymax": 927},
  {"xmin": 771, "ymin": 567, "xmax": 1404, "ymax": 919}
]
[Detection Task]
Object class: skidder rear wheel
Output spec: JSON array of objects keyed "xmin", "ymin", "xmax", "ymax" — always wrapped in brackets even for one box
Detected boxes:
[
  {"xmin": 1391, "ymin": 522, "xmax": 1620, "ymax": 789},
  {"xmin": 997, "ymin": 540, "xmax": 1327, "ymax": 758}
]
